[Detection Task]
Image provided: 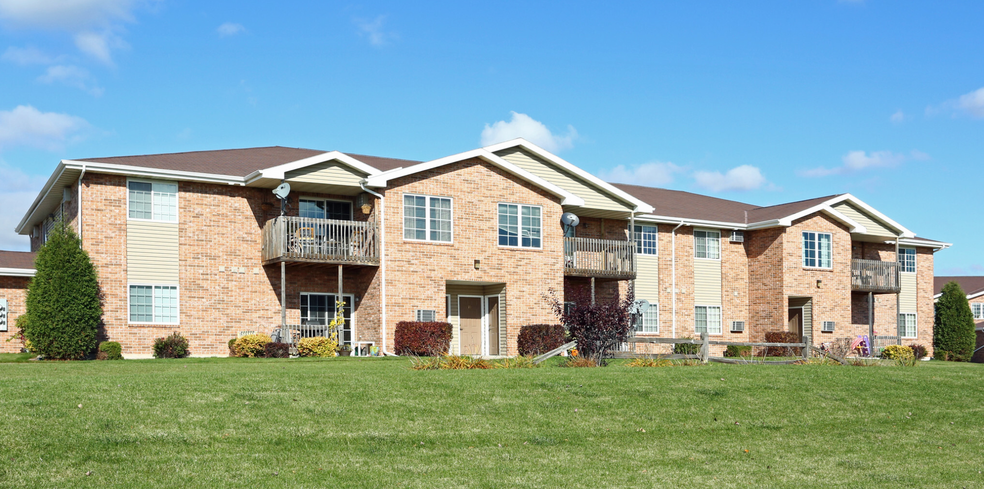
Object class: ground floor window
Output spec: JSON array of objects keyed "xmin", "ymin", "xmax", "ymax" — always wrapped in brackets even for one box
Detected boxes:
[
  {"xmin": 898, "ymin": 313, "xmax": 916, "ymax": 339},
  {"xmin": 129, "ymin": 285, "xmax": 178, "ymax": 324},
  {"xmin": 638, "ymin": 301, "xmax": 659, "ymax": 334},
  {"xmin": 300, "ymin": 293, "xmax": 353, "ymax": 345},
  {"xmin": 694, "ymin": 305, "xmax": 722, "ymax": 335}
]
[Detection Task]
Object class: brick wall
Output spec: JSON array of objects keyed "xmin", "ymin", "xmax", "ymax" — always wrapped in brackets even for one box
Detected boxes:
[{"xmin": 0, "ymin": 276, "xmax": 30, "ymax": 353}]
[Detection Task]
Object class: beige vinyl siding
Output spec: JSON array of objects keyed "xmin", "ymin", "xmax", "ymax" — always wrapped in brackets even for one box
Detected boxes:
[
  {"xmin": 831, "ymin": 202, "xmax": 897, "ymax": 237},
  {"xmin": 635, "ymin": 255, "xmax": 659, "ymax": 299},
  {"xmin": 899, "ymin": 273, "xmax": 917, "ymax": 313},
  {"xmin": 494, "ymin": 148, "xmax": 633, "ymax": 213},
  {"xmin": 127, "ymin": 220, "xmax": 178, "ymax": 283},
  {"xmin": 446, "ymin": 283, "xmax": 505, "ymax": 355},
  {"xmin": 693, "ymin": 259, "xmax": 721, "ymax": 306},
  {"xmin": 285, "ymin": 160, "xmax": 367, "ymax": 186}
]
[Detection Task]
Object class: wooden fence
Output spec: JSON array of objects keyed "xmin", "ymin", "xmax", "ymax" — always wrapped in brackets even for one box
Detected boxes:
[{"xmin": 624, "ymin": 333, "xmax": 811, "ymax": 365}]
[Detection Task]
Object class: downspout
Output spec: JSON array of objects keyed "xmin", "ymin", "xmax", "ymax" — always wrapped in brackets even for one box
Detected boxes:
[
  {"xmin": 360, "ymin": 181, "xmax": 393, "ymax": 356},
  {"xmin": 77, "ymin": 165, "xmax": 86, "ymax": 246},
  {"xmin": 895, "ymin": 234, "xmax": 902, "ymax": 347},
  {"xmin": 671, "ymin": 221, "xmax": 687, "ymax": 338}
]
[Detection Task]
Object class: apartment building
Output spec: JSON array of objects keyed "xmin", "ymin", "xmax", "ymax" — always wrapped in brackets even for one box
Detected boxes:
[{"xmin": 0, "ymin": 139, "xmax": 948, "ymax": 357}]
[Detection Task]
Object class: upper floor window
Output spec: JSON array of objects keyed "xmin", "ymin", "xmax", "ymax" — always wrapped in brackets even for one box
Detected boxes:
[
  {"xmin": 802, "ymin": 231, "xmax": 832, "ymax": 268},
  {"xmin": 694, "ymin": 230, "xmax": 720, "ymax": 259},
  {"xmin": 404, "ymin": 194, "xmax": 452, "ymax": 242},
  {"xmin": 634, "ymin": 225, "xmax": 658, "ymax": 255},
  {"xmin": 299, "ymin": 198, "xmax": 352, "ymax": 221},
  {"xmin": 898, "ymin": 247, "xmax": 916, "ymax": 273},
  {"xmin": 128, "ymin": 180, "xmax": 177, "ymax": 222},
  {"xmin": 498, "ymin": 203, "xmax": 541, "ymax": 248}
]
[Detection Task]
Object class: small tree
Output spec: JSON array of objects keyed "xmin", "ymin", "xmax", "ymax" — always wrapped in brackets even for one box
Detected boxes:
[
  {"xmin": 24, "ymin": 222, "xmax": 102, "ymax": 360},
  {"xmin": 933, "ymin": 281, "xmax": 975, "ymax": 361},
  {"xmin": 548, "ymin": 287, "xmax": 634, "ymax": 366}
]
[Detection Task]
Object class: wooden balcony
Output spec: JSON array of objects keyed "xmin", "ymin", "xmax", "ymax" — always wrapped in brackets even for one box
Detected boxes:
[
  {"xmin": 851, "ymin": 258, "xmax": 900, "ymax": 293},
  {"xmin": 262, "ymin": 216, "xmax": 379, "ymax": 266},
  {"xmin": 564, "ymin": 237, "xmax": 636, "ymax": 279}
]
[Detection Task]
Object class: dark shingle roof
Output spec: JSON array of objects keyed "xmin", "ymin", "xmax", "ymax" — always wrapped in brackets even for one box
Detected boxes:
[
  {"xmin": 346, "ymin": 153, "xmax": 421, "ymax": 172},
  {"xmin": 934, "ymin": 276, "xmax": 984, "ymax": 297},
  {"xmin": 746, "ymin": 195, "xmax": 843, "ymax": 223},
  {"xmin": 0, "ymin": 251, "xmax": 35, "ymax": 270}
]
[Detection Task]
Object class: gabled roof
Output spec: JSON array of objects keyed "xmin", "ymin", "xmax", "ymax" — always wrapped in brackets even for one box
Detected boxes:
[
  {"xmin": 746, "ymin": 195, "xmax": 843, "ymax": 223},
  {"xmin": 80, "ymin": 146, "xmax": 327, "ymax": 177},
  {"xmin": 934, "ymin": 276, "xmax": 984, "ymax": 299},
  {"xmin": 0, "ymin": 251, "xmax": 36, "ymax": 277},
  {"xmin": 611, "ymin": 184, "xmax": 757, "ymax": 224}
]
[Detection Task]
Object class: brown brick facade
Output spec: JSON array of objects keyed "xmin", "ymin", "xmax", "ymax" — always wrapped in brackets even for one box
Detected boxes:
[{"xmin": 0, "ymin": 276, "xmax": 30, "ymax": 353}]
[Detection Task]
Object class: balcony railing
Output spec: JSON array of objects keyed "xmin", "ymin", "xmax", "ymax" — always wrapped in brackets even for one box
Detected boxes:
[
  {"xmin": 851, "ymin": 258, "xmax": 900, "ymax": 293},
  {"xmin": 262, "ymin": 216, "xmax": 380, "ymax": 266},
  {"xmin": 564, "ymin": 237, "xmax": 636, "ymax": 279}
]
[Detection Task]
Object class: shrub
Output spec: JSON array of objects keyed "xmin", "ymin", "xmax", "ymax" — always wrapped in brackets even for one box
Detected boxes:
[
  {"xmin": 24, "ymin": 222, "xmax": 102, "ymax": 360},
  {"xmin": 548, "ymin": 288, "xmax": 635, "ymax": 366},
  {"xmin": 765, "ymin": 331, "xmax": 802, "ymax": 357},
  {"xmin": 264, "ymin": 342, "xmax": 290, "ymax": 358},
  {"xmin": 559, "ymin": 356, "xmax": 597, "ymax": 368},
  {"xmin": 494, "ymin": 356, "xmax": 538, "ymax": 369},
  {"xmin": 908, "ymin": 343, "xmax": 928, "ymax": 360},
  {"xmin": 234, "ymin": 334, "xmax": 272, "ymax": 358},
  {"xmin": 228, "ymin": 338, "xmax": 237, "ymax": 356},
  {"xmin": 97, "ymin": 341, "xmax": 123, "ymax": 360},
  {"xmin": 152, "ymin": 333, "xmax": 190, "ymax": 359},
  {"xmin": 626, "ymin": 357, "xmax": 672, "ymax": 367},
  {"xmin": 674, "ymin": 339, "xmax": 700, "ymax": 355},
  {"xmin": 934, "ymin": 281, "xmax": 976, "ymax": 361},
  {"xmin": 881, "ymin": 344, "xmax": 913, "ymax": 360},
  {"xmin": 724, "ymin": 345, "xmax": 752, "ymax": 358},
  {"xmin": 394, "ymin": 321, "xmax": 452, "ymax": 356},
  {"xmin": 297, "ymin": 336, "xmax": 338, "ymax": 357},
  {"xmin": 517, "ymin": 324, "xmax": 567, "ymax": 356}
]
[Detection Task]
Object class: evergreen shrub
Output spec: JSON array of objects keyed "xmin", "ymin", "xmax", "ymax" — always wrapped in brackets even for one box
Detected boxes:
[
  {"xmin": 934, "ymin": 281, "xmax": 976, "ymax": 361},
  {"xmin": 97, "ymin": 341, "xmax": 123, "ymax": 360}
]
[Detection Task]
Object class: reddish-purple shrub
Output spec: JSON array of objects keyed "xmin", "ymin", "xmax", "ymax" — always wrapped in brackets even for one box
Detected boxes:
[
  {"xmin": 765, "ymin": 331, "xmax": 802, "ymax": 357},
  {"xmin": 263, "ymin": 342, "xmax": 291, "ymax": 358},
  {"xmin": 548, "ymin": 288, "xmax": 634, "ymax": 366},
  {"xmin": 517, "ymin": 324, "xmax": 567, "ymax": 356},
  {"xmin": 908, "ymin": 343, "xmax": 928, "ymax": 360},
  {"xmin": 395, "ymin": 321, "xmax": 453, "ymax": 356}
]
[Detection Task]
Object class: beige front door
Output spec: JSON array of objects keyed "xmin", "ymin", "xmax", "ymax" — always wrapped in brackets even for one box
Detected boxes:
[
  {"xmin": 788, "ymin": 308, "xmax": 803, "ymax": 339},
  {"xmin": 460, "ymin": 297, "xmax": 483, "ymax": 355}
]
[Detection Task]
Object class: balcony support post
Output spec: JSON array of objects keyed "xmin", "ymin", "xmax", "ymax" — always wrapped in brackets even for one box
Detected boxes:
[
  {"xmin": 868, "ymin": 291, "xmax": 874, "ymax": 358},
  {"xmin": 281, "ymin": 261, "xmax": 286, "ymax": 329},
  {"xmin": 338, "ymin": 264, "xmax": 343, "ymax": 299},
  {"xmin": 895, "ymin": 236, "xmax": 901, "ymax": 346},
  {"xmin": 591, "ymin": 277, "xmax": 596, "ymax": 306}
]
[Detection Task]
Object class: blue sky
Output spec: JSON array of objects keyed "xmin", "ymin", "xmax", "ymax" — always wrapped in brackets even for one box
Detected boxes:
[{"xmin": 0, "ymin": 1, "xmax": 982, "ymax": 274}]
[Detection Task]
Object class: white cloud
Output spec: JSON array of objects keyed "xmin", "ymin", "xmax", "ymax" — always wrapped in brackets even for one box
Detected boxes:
[
  {"xmin": 217, "ymin": 22, "xmax": 245, "ymax": 37},
  {"xmin": 74, "ymin": 30, "xmax": 126, "ymax": 66},
  {"xmin": 0, "ymin": 105, "xmax": 90, "ymax": 151},
  {"xmin": 890, "ymin": 109, "xmax": 906, "ymax": 124},
  {"xmin": 910, "ymin": 149, "xmax": 931, "ymax": 161},
  {"xmin": 802, "ymin": 150, "xmax": 909, "ymax": 177},
  {"xmin": 355, "ymin": 15, "xmax": 396, "ymax": 47},
  {"xmin": 956, "ymin": 86, "xmax": 984, "ymax": 118},
  {"xmin": 480, "ymin": 112, "xmax": 578, "ymax": 153},
  {"xmin": 37, "ymin": 65, "xmax": 103, "ymax": 96},
  {"xmin": 598, "ymin": 161, "xmax": 684, "ymax": 187},
  {"xmin": 693, "ymin": 165, "xmax": 767, "ymax": 192},
  {"xmin": 0, "ymin": 162, "xmax": 47, "ymax": 250},
  {"xmin": 1, "ymin": 45, "xmax": 59, "ymax": 65}
]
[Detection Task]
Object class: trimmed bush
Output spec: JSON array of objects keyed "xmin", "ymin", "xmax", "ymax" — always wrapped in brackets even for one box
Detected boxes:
[
  {"xmin": 234, "ymin": 334, "xmax": 272, "ymax": 358},
  {"xmin": 152, "ymin": 333, "xmax": 190, "ymax": 359},
  {"xmin": 881, "ymin": 344, "xmax": 913, "ymax": 360},
  {"xmin": 908, "ymin": 343, "xmax": 928, "ymax": 360},
  {"xmin": 228, "ymin": 338, "xmax": 237, "ymax": 356},
  {"xmin": 765, "ymin": 331, "xmax": 802, "ymax": 357},
  {"xmin": 517, "ymin": 324, "xmax": 567, "ymax": 356},
  {"xmin": 674, "ymin": 339, "xmax": 700, "ymax": 355},
  {"xmin": 297, "ymin": 336, "xmax": 338, "ymax": 357},
  {"xmin": 97, "ymin": 341, "xmax": 123, "ymax": 360},
  {"xmin": 24, "ymin": 222, "xmax": 102, "ymax": 360},
  {"xmin": 394, "ymin": 321, "xmax": 452, "ymax": 356},
  {"xmin": 724, "ymin": 345, "xmax": 752, "ymax": 358},
  {"xmin": 934, "ymin": 281, "xmax": 976, "ymax": 361},
  {"xmin": 263, "ymin": 342, "xmax": 291, "ymax": 358}
]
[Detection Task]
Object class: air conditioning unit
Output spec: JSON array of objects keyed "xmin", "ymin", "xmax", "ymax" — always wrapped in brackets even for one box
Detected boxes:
[
  {"xmin": 822, "ymin": 321, "xmax": 835, "ymax": 333},
  {"xmin": 730, "ymin": 320, "xmax": 745, "ymax": 333},
  {"xmin": 730, "ymin": 230, "xmax": 744, "ymax": 243},
  {"xmin": 416, "ymin": 309, "xmax": 436, "ymax": 322}
]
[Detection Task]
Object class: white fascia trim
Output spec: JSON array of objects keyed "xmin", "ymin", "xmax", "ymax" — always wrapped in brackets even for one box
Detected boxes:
[
  {"xmin": 892, "ymin": 237, "xmax": 952, "ymax": 250},
  {"xmin": 825, "ymin": 194, "xmax": 915, "ymax": 238},
  {"xmin": 0, "ymin": 267, "xmax": 35, "ymax": 277},
  {"xmin": 365, "ymin": 148, "xmax": 585, "ymax": 206},
  {"xmin": 967, "ymin": 290, "xmax": 984, "ymax": 301},
  {"xmin": 775, "ymin": 202, "xmax": 866, "ymax": 233},
  {"xmin": 15, "ymin": 161, "xmax": 69, "ymax": 234},
  {"xmin": 246, "ymin": 151, "xmax": 380, "ymax": 184},
  {"xmin": 481, "ymin": 138, "xmax": 655, "ymax": 214},
  {"xmin": 636, "ymin": 214, "xmax": 747, "ymax": 230}
]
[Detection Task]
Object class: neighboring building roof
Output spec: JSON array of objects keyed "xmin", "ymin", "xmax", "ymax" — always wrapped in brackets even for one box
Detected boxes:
[
  {"xmin": 934, "ymin": 276, "xmax": 984, "ymax": 298},
  {"xmin": 0, "ymin": 251, "xmax": 36, "ymax": 277}
]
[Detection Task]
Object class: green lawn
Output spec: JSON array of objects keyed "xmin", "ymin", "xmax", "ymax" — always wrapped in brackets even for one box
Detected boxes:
[{"xmin": 1, "ymin": 357, "xmax": 982, "ymax": 488}]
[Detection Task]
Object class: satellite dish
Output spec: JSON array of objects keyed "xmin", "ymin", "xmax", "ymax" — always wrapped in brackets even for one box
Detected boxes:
[
  {"xmin": 560, "ymin": 212, "xmax": 580, "ymax": 228},
  {"xmin": 631, "ymin": 299, "xmax": 650, "ymax": 315},
  {"xmin": 273, "ymin": 182, "xmax": 291, "ymax": 200}
]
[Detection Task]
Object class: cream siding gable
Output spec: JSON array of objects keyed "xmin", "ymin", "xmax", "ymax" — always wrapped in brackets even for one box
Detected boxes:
[
  {"xmin": 127, "ymin": 220, "xmax": 179, "ymax": 283},
  {"xmin": 900, "ymin": 273, "xmax": 917, "ymax": 313},
  {"xmin": 285, "ymin": 160, "xmax": 367, "ymax": 187},
  {"xmin": 693, "ymin": 259, "xmax": 722, "ymax": 306},
  {"xmin": 494, "ymin": 148, "xmax": 633, "ymax": 213},
  {"xmin": 831, "ymin": 201, "xmax": 897, "ymax": 238}
]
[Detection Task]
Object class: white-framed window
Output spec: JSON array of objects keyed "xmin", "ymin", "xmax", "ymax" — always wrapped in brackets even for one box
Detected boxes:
[
  {"xmin": 128, "ymin": 180, "xmax": 177, "ymax": 222},
  {"xmin": 898, "ymin": 313, "xmax": 917, "ymax": 339},
  {"xmin": 129, "ymin": 285, "xmax": 179, "ymax": 324},
  {"xmin": 403, "ymin": 194, "xmax": 452, "ymax": 242},
  {"xmin": 634, "ymin": 225, "xmax": 658, "ymax": 255},
  {"xmin": 299, "ymin": 198, "xmax": 352, "ymax": 221},
  {"xmin": 498, "ymin": 203, "xmax": 542, "ymax": 248},
  {"xmin": 638, "ymin": 301, "xmax": 659, "ymax": 334},
  {"xmin": 898, "ymin": 247, "xmax": 916, "ymax": 273},
  {"xmin": 802, "ymin": 231, "xmax": 832, "ymax": 268},
  {"xmin": 694, "ymin": 305, "xmax": 722, "ymax": 335},
  {"xmin": 300, "ymin": 293, "xmax": 354, "ymax": 345},
  {"xmin": 972, "ymin": 303, "xmax": 983, "ymax": 320},
  {"xmin": 694, "ymin": 230, "xmax": 720, "ymax": 259},
  {"xmin": 0, "ymin": 298, "xmax": 8, "ymax": 332}
]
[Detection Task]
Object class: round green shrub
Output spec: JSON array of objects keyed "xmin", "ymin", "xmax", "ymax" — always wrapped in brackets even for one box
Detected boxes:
[
  {"xmin": 98, "ymin": 341, "xmax": 123, "ymax": 360},
  {"xmin": 153, "ymin": 332, "xmax": 190, "ymax": 359},
  {"xmin": 233, "ymin": 334, "xmax": 271, "ymax": 358}
]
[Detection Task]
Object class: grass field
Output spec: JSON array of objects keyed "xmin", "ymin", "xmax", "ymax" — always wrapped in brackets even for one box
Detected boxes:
[{"xmin": 1, "ymin": 357, "xmax": 982, "ymax": 488}]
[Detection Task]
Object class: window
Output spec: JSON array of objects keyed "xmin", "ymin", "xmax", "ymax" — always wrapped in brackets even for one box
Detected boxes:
[
  {"xmin": 128, "ymin": 180, "xmax": 177, "ymax": 221},
  {"xmin": 694, "ymin": 230, "xmax": 720, "ymax": 259},
  {"xmin": 638, "ymin": 302, "xmax": 659, "ymax": 333},
  {"xmin": 404, "ymin": 194, "xmax": 452, "ymax": 242},
  {"xmin": 498, "ymin": 203, "xmax": 542, "ymax": 248},
  {"xmin": 0, "ymin": 298, "xmax": 7, "ymax": 332},
  {"xmin": 634, "ymin": 225, "xmax": 658, "ymax": 255},
  {"xmin": 802, "ymin": 231, "xmax": 832, "ymax": 268},
  {"xmin": 898, "ymin": 313, "xmax": 917, "ymax": 339},
  {"xmin": 694, "ymin": 306, "xmax": 722, "ymax": 334},
  {"xmin": 129, "ymin": 285, "xmax": 178, "ymax": 323},
  {"xmin": 898, "ymin": 247, "xmax": 916, "ymax": 273},
  {"xmin": 972, "ymin": 303, "xmax": 983, "ymax": 320},
  {"xmin": 300, "ymin": 293, "xmax": 353, "ymax": 345},
  {"xmin": 299, "ymin": 199, "xmax": 352, "ymax": 221}
]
